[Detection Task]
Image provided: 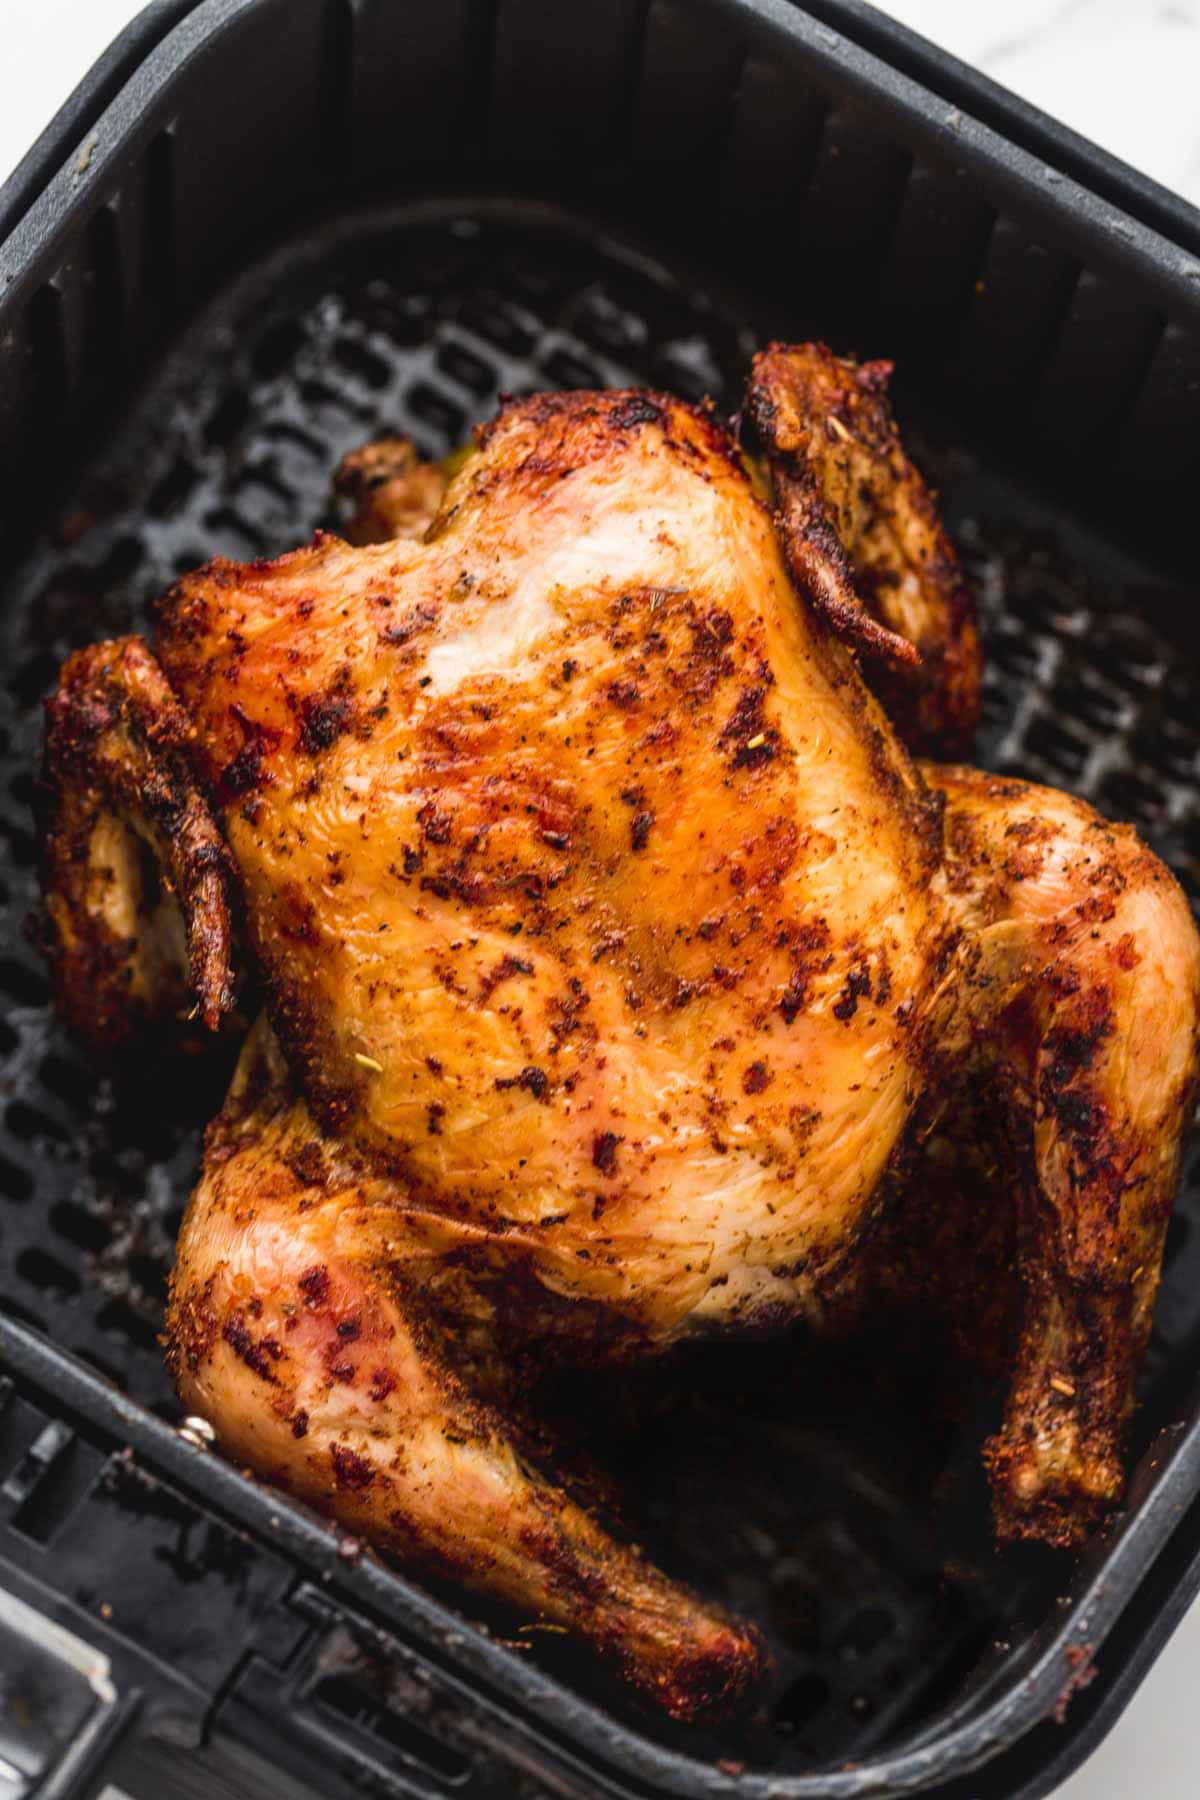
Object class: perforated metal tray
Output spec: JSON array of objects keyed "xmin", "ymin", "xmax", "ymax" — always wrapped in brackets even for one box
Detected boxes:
[{"xmin": 3, "ymin": 4, "xmax": 1200, "ymax": 1797}]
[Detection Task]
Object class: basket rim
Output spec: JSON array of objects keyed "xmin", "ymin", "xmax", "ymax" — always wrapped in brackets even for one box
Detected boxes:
[{"xmin": 4, "ymin": 2, "xmax": 1200, "ymax": 1793}]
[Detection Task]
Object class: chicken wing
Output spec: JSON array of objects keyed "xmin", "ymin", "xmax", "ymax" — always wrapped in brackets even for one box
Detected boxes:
[
  {"xmin": 38, "ymin": 636, "xmax": 235, "ymax": 1053},
  {"xmin": 748, "ymin": 342, "xmax": 982, "ymax": 754}
]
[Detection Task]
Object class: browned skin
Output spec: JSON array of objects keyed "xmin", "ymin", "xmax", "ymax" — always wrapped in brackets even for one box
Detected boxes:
[
  {"xmin": 828, "ymin": 766, "xmax": 1200, "ymax": 1544},
  {"xmin": 36, "ymin": 354, "xmax": 1200, "ymax": 1711},
  {"xmin": 39, "ymin": 636, "xmax": 235, "ymax": 1054},
  {"xmin": 334, "ymin": 437, "xmax": 450, "ymax": 546},
  {"xmin": 168, "ymin": 1017, "xmax": 762, "ymax": 1719},
  {"xmin": 747, "ymin": 343, "xmax": 982, "ymax": 756},
  {"xmin": 931, "ymin": 767, "xmax": 1199, "ymax": 1543}
]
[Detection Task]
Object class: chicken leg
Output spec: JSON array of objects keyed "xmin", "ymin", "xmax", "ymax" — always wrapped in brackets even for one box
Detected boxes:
[
  {"xmin": 931, "ymin": 765, "xmax": 1200, "ymax": 1543},
  {"xmin": 168, "ymin": 1018, "xmax": 765, "ymax": 1719}
]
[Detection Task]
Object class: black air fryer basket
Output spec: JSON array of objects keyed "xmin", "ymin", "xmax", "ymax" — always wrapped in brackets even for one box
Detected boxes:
[{"xmin": 3, "ymin": 4, "xmax": 1200, "ymax": 1797}]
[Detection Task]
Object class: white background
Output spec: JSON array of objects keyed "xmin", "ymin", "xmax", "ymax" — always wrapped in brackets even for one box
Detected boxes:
[{"xmin": 4, "ymin": 4, "xmax": 1199, "ymax": 1796}]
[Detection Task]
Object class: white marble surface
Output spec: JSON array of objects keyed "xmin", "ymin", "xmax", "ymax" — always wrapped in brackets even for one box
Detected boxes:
[
  {"xmin": 2, "ymin": 5, "xmax": 1199, "ymax": 1799},
  {"xmin": 885, "ymin": 0, "xmax": 1200, "ymax": 207}
]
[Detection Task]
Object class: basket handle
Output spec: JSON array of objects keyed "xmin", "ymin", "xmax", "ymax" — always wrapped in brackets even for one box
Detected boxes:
[{"xmin": 211, "ymin": 1604, "xmax": 609, "ymax": 1800}]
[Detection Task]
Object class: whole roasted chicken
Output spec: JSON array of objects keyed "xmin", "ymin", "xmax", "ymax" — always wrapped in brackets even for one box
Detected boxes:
[{"xmin": 38, "ymin": 346, "xmax": 1200, "ymax": 1720}]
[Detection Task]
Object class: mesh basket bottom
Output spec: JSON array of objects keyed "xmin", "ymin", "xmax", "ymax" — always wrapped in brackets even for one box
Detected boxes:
[{"xmin": 2, "ymin": 203, "xmax": 1199, "ymax": 1771}]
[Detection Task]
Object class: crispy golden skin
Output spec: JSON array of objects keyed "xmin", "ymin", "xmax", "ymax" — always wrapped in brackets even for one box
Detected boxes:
[
  {"xmin": 168, "ymin": 1017, "xmax": 763, "ymax": 1719},
  {"xmin": 154, "ymin": 387, "xmax": 943, "ymax": 1336},
  {"xmin": 933, "ymin": 767, "xmax": 1199, "ymax": 1542},
  {"xmin": 37, "ymin": 351, "xmax": 1200, "ymax": 1711},
  {"xmin": 747, "ymin": 343, "xmax": 982, "ymax": 755}
]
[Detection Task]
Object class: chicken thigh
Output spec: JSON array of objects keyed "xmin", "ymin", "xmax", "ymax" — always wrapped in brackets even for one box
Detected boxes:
[{"xmin": 38, "ymin": 348, "xmax": 1200, "ymax": 1718}]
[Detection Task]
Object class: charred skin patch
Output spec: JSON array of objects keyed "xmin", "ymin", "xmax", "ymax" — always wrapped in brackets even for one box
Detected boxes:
[
  {"xmin": 380, "ymin": 599, "xmax": 438, "ymax": 650},
  {"xmin": 607, "ymin": 677, "xmax": 641, "ymax": 711},
  {"xmin": 631, "ymin": 809, "xmax": 655, "ymax": 851},
  {"xmin": 779, "ymin": 974, "xmax": 808, "ymax": 1025},
  {"xmin": 1002, "ymin": 814, "xmax": 1056, "ymax": 883},
  {"xmin": 222, "ymin": 1310, "xmax": 282, "ymax": 1383},
  {"xmin": 1040, "ymin": 1002, "xmax": 1117, "ymax": 1182},
  {"xmin": 369, "ymin": 1368, "xmax": 397, "ymax": 1403},
  {"xmin": 494, "ymin": 1065, "xmax": 550, "ymax": 1102},
  {"xmin": 592, "ymin": 1131, "xmax": 622, "ymax": 1177},
  {"xmin": 742, "ymin": 1060, "xmax": 772, "ymax": 1096},
  {"xmin": 608, "ymin": 395, "xmax": 666, "ymax": 431},
  {"xmin": 417, "ymin": 800, "xmax": 454, "ymax": 845},
  {"xmin": 298, "ymin": 1264, "xmax": 330, "ymax": 1309},
  {"xmin": 718, "ymin": 685, "xmax": 779, "ymax": 771},
  {"xmin": 287, "ymin": 1141, "xmax": 328, "ymax": 1188},
  {"xmin": 777, "ymin": 918, "xmax": 833, "ymax": 1025},
  {"xmin": 297, "ymin": 665, "xmax": 358, "ymax": 755},
  {"xmin": 833, "ymin": 962, "xmax": 872, "ymax": 1023},
  {"xmin": 218, "ymin": 734, "xmax": 268, "ymax": 802},
  {"xmin": 478, "ymin": 953, "xmax": 534, "ymax": 1005},
  {"xmin": 330, "ymin": 1443, "xmax": 375, "ymax": 1491},
  {"xmin": 1042, "ymin": 1009, "xmax": 1113, "ymax": 1094}
]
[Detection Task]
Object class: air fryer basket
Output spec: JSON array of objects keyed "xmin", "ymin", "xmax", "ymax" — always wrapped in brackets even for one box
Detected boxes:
[{"xmin": 3, "ymin": 3, "xmax": 1200, "ymax": 1797}]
